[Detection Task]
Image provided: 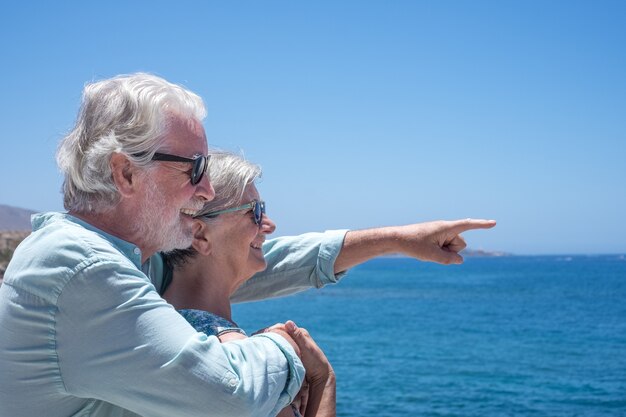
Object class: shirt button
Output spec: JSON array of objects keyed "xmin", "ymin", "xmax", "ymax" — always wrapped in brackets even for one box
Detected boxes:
[
  {"xmin": 228, "ymin": 379, "xmax": 237, "ymax": 387},
  {"xmin": 133, "ymin": 248, "xmax": 140, "ymax": 255}
]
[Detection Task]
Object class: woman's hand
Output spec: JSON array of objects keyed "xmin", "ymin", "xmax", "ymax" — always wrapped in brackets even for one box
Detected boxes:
[
  {"xmin": 285, "ymin": 321, "xmax": 336, "ymax": 416},
  {"xmin": 254, "ymin": 323, "xmax": 301, "ymax": 358}
]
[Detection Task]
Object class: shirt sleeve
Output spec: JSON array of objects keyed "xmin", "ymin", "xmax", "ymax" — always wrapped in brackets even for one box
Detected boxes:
[
  {"xmin": 56, "ymin": 259, "xmax": 304, "ymax": 417},
  {"xmin": 230, "ymin": 229, "xmax": 349, "ymax": 303}
]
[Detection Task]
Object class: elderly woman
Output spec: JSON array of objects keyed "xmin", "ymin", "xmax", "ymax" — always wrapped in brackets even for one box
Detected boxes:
[{"xmin": 162, "ymin": 152, "xmax": 335, "ymax": 417}]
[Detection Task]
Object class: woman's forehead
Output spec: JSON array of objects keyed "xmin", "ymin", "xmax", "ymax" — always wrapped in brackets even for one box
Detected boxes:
[{"xmin": 241, "ymin": 183, "xmax": 260, "ymax": 201}]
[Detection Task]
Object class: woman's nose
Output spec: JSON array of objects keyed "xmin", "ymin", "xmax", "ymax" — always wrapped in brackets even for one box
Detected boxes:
[{"xmin": 260, "ymin": 214, "xmax": 276, "ymax": 235}]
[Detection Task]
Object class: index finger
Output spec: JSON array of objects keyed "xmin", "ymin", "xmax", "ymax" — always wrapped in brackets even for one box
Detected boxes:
[{"xmin": 451, "ymin": 219, "xmax": 497, "ymax": 233}]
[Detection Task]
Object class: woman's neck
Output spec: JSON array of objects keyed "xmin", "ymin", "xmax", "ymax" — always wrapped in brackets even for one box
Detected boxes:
[{"xmin": 164, "ymin": 257, "xmax": 236, "ymax": 322}]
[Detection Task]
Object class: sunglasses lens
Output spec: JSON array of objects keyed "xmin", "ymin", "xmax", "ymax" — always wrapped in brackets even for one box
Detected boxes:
[
  {"xmin": 191, "ymin": 156, "xmax": 206, "ymax": 185},
  {"xmin": 253, "ymin": 201, "xmax": 264, "ymax": 225}
]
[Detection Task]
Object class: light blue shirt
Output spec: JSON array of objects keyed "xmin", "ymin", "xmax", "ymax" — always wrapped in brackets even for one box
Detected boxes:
[{"xmin": 0, "ymin": 212, "xmax": 346, "ymax": 417}]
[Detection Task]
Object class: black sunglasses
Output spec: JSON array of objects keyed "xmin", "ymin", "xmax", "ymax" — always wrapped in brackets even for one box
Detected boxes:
[
  {"xmin": 150, "ymin": 152, "xmax": 210, "ymax": 185},
  {"xmin": 197, "ymin": 200, "xmax": 266, "ymax": 225}
]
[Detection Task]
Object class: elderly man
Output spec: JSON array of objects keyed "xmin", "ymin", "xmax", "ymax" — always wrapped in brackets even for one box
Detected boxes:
[
  {"xmin": 0, "ymin": 74, "xmax": 307, "ymax": 417},
  {"xmin": 0, "ymin": 73, "xmax": 495, "ymax": 417}
]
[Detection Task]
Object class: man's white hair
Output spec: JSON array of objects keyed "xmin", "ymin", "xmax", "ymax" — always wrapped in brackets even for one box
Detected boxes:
[{"xmin": 56, "ymin": 73, "xmax": 206, "ymax": 213}]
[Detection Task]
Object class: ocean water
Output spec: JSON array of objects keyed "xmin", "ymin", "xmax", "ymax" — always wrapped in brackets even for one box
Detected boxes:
[{"xmin": 233, "ymin": 255, "xmax": 626, "ymax": 417}]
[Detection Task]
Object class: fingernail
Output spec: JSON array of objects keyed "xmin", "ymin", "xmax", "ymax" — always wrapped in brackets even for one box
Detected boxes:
[{"xmin": 286, "ymin": 321, "xmax": 297, "ymax": 332}]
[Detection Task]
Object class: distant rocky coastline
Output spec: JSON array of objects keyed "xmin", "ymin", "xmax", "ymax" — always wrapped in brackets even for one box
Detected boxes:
[
  {"xmin": 0, "ymin": 203, "xmax": 36, "ymax": 283},
  {"xmin": 0, "ymin": 230, "xmax": 31, "ymax": 283}
]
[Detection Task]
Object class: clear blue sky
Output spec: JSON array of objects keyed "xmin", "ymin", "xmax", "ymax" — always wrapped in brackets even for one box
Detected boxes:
[{"xmin": 1, "ymin": 1, "xmax": 625, "ymax": 255}]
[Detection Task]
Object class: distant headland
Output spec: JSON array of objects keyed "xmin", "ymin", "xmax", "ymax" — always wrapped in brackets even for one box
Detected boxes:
[
  {"xmin": 0, "ymin": 204, "xmax": 36, "ymax": 232},
  {"xmin": 462, "ymin": 248, "xmax": 512, "ymax": 257}
]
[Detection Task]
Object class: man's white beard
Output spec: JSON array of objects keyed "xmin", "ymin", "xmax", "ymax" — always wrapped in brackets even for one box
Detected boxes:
[{"xmin": 135, "ymin": 176, "xmax": 194, "ymax": 253}]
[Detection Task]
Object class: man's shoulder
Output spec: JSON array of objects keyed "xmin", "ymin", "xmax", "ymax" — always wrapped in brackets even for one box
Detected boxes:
[
  {"xmin": 5, "ymin": 212, "xmax": 138, "ymax": 300},
  {"xmin": 29, "ymin": 212, "xmax": 125, "ymax": 261}
]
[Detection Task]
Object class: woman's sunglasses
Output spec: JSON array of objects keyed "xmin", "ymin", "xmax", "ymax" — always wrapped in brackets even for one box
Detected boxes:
[
  {"xmin": 197, "ymin": 200, "xmax": 266, "ymax": 225},
  {"xmin": 149, "ymin": 152, "xmax": 210, "ymax": 185}
]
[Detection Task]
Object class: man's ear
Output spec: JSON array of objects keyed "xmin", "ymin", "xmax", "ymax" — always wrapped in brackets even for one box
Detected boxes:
[
  {"xmin": 191, "ymin": 221, "xmax": 212, "ymax": 255},
  {"xmin": 110, "ymin": 153, "xmax": 138, "ymax": 197}
]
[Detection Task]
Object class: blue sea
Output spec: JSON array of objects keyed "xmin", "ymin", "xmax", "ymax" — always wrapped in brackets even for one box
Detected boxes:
[{"xmin": 234, "ymin": 255, "xmax": 626, "ymax": 416}]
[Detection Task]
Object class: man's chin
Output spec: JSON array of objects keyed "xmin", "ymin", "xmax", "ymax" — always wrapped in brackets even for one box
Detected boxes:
[
  {"xmin": 159, "ymin": 227, "xmax": 193, "ymax": 252},
  {"xmin": 160, "ymin": 240, "xmax": 192, "ymax": 253}
]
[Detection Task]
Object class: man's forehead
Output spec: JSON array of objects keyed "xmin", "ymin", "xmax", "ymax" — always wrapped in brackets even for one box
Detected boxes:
[
  {"xmin": 161, "ymin": 114, "xmax": 208, "ymax": 155},
  {"xmin": 164, "ymin": 113, "xmax": 206, "ymax": 137}
]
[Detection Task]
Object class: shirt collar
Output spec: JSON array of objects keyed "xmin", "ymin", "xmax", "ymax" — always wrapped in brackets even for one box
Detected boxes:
[{"xmin": 32, "ymin": 212, "xmax": 143, "ymax": 269}]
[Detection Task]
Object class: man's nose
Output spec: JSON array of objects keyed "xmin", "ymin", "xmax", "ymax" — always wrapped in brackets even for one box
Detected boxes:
[{"xmin": 195, "ymin": 174, "xmax": 215, "ymax": 202}]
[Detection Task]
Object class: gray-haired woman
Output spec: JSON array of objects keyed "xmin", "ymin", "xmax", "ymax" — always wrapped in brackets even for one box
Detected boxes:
[{"xmin": 162, "ymin": 151, "xmax": 335, "ymax": 417}]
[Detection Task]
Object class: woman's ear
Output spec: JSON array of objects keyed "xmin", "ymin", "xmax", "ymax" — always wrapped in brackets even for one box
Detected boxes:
[
  {"xmin": 191, "ymin": 220, "xmax": 212, "ymax": 255},
  {"xmin": 110, "ymin": 153, "xmax": 138, "ymax": 197}
]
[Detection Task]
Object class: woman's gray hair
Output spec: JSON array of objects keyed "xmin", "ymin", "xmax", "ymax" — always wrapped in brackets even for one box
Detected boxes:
[
  {"xmin": 163, "ymin": 151, "xmax": 262, "ymax": 268},
  {"xmin": 195, "ymin": 151, "xmax": 262, "ymax": 219},
  {"xmin": 56, "ymin": 73, "xmax": 206, "ymax": 213}
]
